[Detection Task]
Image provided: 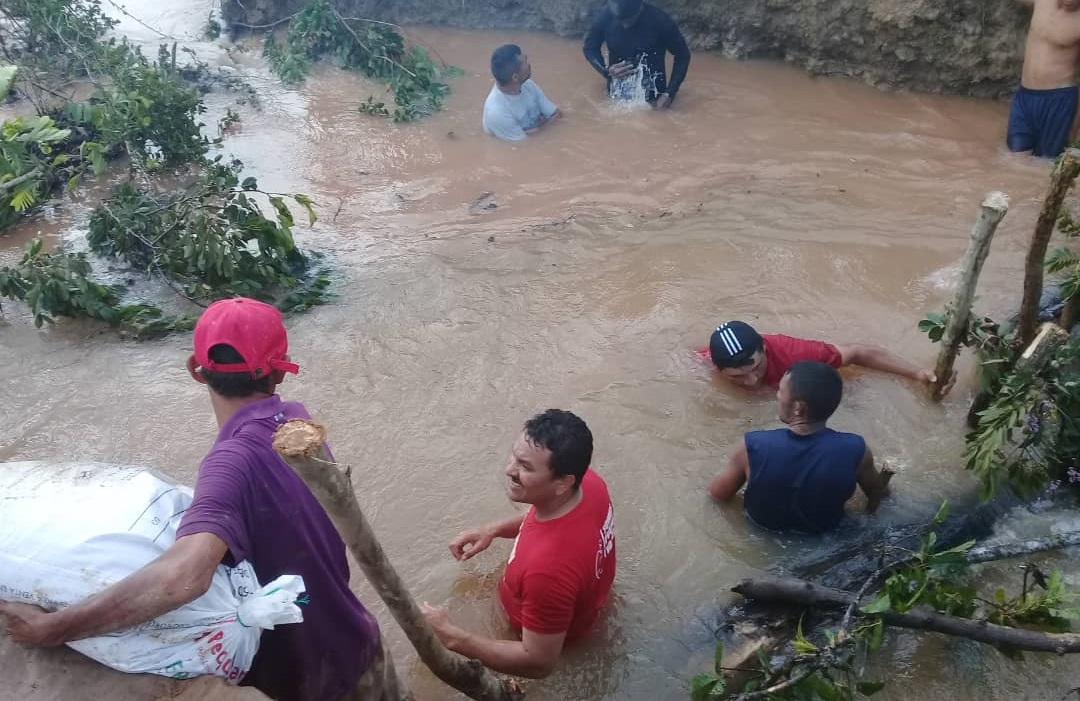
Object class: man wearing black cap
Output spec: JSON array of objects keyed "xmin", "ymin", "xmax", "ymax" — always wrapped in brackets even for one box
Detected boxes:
[
  {"xmin": 709, "ymin": 361, "xmax": 894, "ymax": 533},
  {"xmin": 583, "ymin": 0, "xmax": 691, "ymax": 108},
  {"xmin": 702, "ymin": 320, "xmax": 952, "ymax": 393}
]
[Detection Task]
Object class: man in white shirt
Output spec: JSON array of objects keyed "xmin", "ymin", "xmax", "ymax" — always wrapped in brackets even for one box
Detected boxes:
[{"xmin": 482, "ymin": 44, "xmax": 561, "ymax": 142}]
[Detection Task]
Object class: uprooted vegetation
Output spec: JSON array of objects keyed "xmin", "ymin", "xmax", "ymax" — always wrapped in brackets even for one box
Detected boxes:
[{"xmin": 0, "ymin": 0, "xmax": 331, "ymax": 336}]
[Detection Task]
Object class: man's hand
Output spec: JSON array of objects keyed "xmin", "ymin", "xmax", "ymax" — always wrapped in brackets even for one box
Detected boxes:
[
  {"xmin": 915, "ymin": 368, "xmax": 958, "ymax": 396},
  {"xmin": 449, "ymin": 527, "xmax": 495, "ymax": 561},
  {"xmin": 420, "ymin": 601, "xmax": 463, "ymax": 650},
  {"xmin": 653, "ymin": 93, "xmax": 673, "ymax": 109},
  {"xmin": 0, "ymin": 602, "xmax": 64, "ymax": 647},
  {"xmin": 608, "ymin": 60, "xmax": 635, "ymax": 79}
]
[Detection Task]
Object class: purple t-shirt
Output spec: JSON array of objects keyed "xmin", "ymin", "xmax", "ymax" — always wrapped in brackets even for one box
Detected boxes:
[{"xmin": 177, "ymin": 395, "xmax": 379, "ymax": 701}]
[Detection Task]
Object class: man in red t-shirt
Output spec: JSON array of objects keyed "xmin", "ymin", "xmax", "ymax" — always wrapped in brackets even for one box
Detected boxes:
[
  {"xmin": 701, "ymin": 320, "xmax": 955, "ymax": 394},
  {"xmin": 420, "ymin": 409, "xmax": 615, "ymax": 679}
]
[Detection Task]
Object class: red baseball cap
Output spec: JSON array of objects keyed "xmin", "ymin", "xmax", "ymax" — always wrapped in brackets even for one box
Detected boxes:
[{"xmin": 193, "ymin": 297, "xmax": 300, "ymax": 378}]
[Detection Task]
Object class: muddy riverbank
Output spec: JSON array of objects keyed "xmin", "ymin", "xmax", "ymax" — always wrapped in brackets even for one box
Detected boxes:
[{"xmin": 221, "ymin": 0, "xmax": 1030, "ymax": 98}]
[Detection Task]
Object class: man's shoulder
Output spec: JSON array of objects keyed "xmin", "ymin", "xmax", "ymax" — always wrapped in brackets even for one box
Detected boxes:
[{"xmin": 644, "ymin": 3, "xmax": 678, "ymax": 25}]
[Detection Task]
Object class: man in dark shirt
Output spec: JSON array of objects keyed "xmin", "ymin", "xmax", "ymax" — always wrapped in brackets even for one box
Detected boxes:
[
  {"xmin": 708, "ymin": 361, "xmax": 894, "ymax": 533},
  {"xmin": 583, "ymin": 0, "xmax": 691, "ymax": 108},
  {"xmin": 0, "ymin": 298, "xmax": 401, "ymax": 701}
]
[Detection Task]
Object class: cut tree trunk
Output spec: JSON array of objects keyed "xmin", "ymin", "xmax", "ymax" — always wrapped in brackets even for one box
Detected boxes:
[
  {"xmin": 733, "ymin": 577, "xmax": 1080, "ymax": 654},
  {"xmin": 1016, "ymin": 321, "xmax": 1071, "ymax": 372},
  {"xmin": 932, "ymin": 191, "xmax": 1009, "ymax": 400},
  {"xmin": 1018, "ymin": 148, "xmax": 1080, "ymax": 347},
  {"xmin": 272, "ymin": 419, "xmax": 524, "ymax": 701}
]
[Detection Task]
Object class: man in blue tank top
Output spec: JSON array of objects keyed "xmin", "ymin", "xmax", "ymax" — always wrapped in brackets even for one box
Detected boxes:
[{"xmin": 708, "ymin": 361, "xmax": 894, "ymax": 533}]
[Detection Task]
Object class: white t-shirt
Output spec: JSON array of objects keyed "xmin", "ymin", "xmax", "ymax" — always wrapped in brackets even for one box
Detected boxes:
[{"xmin": 482, "ymin": 79, "xmax": 558, "ymax": 142}]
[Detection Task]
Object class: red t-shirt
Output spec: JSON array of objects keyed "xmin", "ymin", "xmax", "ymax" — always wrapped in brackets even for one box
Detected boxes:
[
  {"xmin": 760, "ymin": 334, "xmax": 843, "ymax": 387},
  {"xmin": 696, "ymin": 334, "xmax": 843, "ymax": 388},
  {"xmin": 498, "ymin": 470, "xmax": 616, "ymax": 642}
]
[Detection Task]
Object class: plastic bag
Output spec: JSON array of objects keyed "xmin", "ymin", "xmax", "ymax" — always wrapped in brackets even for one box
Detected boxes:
[{"xmin": 0, "ymin": 461, "xmax": 304, "ymax": 682}]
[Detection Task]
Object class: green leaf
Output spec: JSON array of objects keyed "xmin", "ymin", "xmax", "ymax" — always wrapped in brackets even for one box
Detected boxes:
[
  {"xmin": 867, "ymin": 618, "xmax": 884, "ymax": 651},
  {"xmin": 861, "ymin": 594, "xmax": 893, "ymax": 614},
  {"xmin": 241, "ymin": 176, "xmax": 258, "ymax": 190},
  {"xmin": 793, "ymin": 615, "xmax": 819, "ymax": 654},
  {"xmin": 269, "ymin": 196, "xmax": 294, "ymax": 228},
  {"xmin": 932, "ymin": 500, "xmax": 949, "ymax": 524},
  {"xmin": 0, "ymin": 65, "xmax": 16, "ymax": 96},
  {"xmin": 713, "ymin": 641, "xmax": 724, "ymax": 675},
  {"xmin": 857, "ymin": 681, "xmax": 886, "ymax": 696},
  {"xmin": 690, "ymin": 673, "xmax": 720, "ymax": 701},
  {"xmin": 293, "ymin": 193, "xmax": 317, "ymax": 225}
]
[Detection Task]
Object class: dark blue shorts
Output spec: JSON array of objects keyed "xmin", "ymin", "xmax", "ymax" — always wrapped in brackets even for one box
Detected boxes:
[{"xmin": 1007, "ymin": 85, "xmax": 1079, "ymax": 158}]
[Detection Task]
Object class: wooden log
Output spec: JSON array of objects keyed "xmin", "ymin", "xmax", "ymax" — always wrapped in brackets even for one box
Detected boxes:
[
  {"xmin": 932, "ymin": 191, "xmax": 1009, "ymax": 400},
  {"xmin": 733, "ymin": 577, "xmax": 1080, "ymax": 654},
  {"xmin": 964, "ymin": 530, "xmax": 1080, "ymax": 565},
  {"xmin": 272, "ymin": 419, "xmax": 524, "ymax": 701},
  {"xmin": 1016, "ymin": 322, "xmax": 1071, "ymax": 372},
  {"xmin": 1018, "ymin": 148, "xmax": 1080, "ymax": 347}
]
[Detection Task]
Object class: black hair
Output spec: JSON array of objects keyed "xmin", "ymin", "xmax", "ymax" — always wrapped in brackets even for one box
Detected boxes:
[
  {"xmin": 199, "ymin": 344, "xmax": 273, "ymax": 398},
  {"xmin": 785, "ymin": 361, "xmax": 843, "ymax": 422},
  {"xmin": 523, "ymin": 409, "xmax": 593, "ymax": 489},
  {"xmin": 609, "ymin": 0, "xmax": 644, "ymax": 19},
  {"xmin": 490, "ymin": 44, "xmax": 523, "ymax": 85}
]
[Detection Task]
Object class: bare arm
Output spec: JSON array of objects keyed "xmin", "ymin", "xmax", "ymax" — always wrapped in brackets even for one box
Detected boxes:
[
  {"xmin": 854, "ymin": 447, "xmax": 894, "ymax": 513},
  {"xmin": 835, "ymin": 343, "xmax": 944, "ymax": 387},
  {"xmin": 0, "ymin": 533, "xmax": 227, "ymax": 646},
  {"xmin": 448, "ymin": 513, "xmax": 526, "ymax": 560},
  {"xmin": 421, "ymin": 604, "xmax": 565, "ymax": 678},
  {"xmin": 709, "ymin": 439, "xmax": 749, "ymax": 502}
]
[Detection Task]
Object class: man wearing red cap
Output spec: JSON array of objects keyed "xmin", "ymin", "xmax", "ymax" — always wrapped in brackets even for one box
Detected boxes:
[{"xmin": 0, "ymin": 298, "xmax": 402, "ymax": 701}]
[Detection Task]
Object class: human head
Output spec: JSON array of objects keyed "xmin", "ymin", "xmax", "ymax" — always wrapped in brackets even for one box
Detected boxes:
[
  {"xmin": 608, "ymin": 0, "xmax": 644, "ymax": 26},
  {"xmin": 504, "ymin": 409, "xmax": 593, "ymax": 505},
  {"xmin": 778, "ymin": 361, "xmax": 843, "ymax": 425},
  {"xmin": 710, "ymin": 321, "xmax": 767, "ymax": 388},
  {"xmin": 187, "ymin": 297, "xmax": 299, "ymax": 398},
  {"xmin": 490, "ymin": 44, "xmax": 531, "ymax": 87}
]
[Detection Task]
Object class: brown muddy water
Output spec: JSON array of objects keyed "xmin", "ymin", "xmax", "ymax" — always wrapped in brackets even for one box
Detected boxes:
[{"xmin": 1, "ymin": 2, "xmax": 1078, "ymax": 700}]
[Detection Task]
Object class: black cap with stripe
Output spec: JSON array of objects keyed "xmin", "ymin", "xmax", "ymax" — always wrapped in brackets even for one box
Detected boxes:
[{"xmin": 709, "ymin": 321, "xmax": 763, "ymax": 368}]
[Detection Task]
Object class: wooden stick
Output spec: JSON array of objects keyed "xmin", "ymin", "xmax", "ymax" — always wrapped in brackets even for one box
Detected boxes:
[
  {"xmin": 1015, "ymin": 322, "xmax": 1070, "ymax": 372},
  {"xmin": 932, "ymin": 191, "xmax": 1009, "ymax": 400},
  {"xmin": 273, "ymin": 419, "xmax": 524, "ymax": 701},
  {"xmin": 1018, "ymin": 149, "xmax": 1080, "ymax": 346},
  {"xmin": 733, "ymin": 577, "xmax": 1080, "ymax": 654}
]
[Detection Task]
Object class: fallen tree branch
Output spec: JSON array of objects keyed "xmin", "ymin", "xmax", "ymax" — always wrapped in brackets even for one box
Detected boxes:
[
  {"xmin": 964, "ymin": 530, "xmax": 1080, "ymax": 565},
  {"xmin": 272, "ymin": 419, "xmax": 524, "ymax": 701},
  {"xmin": 0, "ymin": 167, "xmax": 43, "ymax": 193},
  {"xmin": 733, "ymin": 577, "xmax": 1080, "ymax": 654}
]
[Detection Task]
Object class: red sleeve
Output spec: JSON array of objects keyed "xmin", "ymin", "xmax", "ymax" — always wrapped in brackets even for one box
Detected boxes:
[
  {"xmin": 518, "ymin": 570, "xmax": 577, "ymax": 635},
  {"xmin": 175, "ymin": 448, "xmax": 251, "ymax": 563},
  {"xmin": 770, "ymin": 334, "xmax": 843, "ymax": 368}
]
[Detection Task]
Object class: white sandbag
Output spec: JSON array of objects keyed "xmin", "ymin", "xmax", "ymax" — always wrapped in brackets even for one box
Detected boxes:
[{"xmin": 0, "ymin": 461, "xmax": 304, "ymax": 682}]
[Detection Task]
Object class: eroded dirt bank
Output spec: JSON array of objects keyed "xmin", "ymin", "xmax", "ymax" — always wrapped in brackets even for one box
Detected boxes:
[{"xmin": 221, "ymin": 0, "xmax": 1030, "ymax": 98}]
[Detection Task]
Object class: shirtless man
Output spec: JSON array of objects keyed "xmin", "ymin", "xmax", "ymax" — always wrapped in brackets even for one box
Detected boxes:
[{"xmin": 1009, "ymin": 0, "xmax": 1080, "ymax": 157}]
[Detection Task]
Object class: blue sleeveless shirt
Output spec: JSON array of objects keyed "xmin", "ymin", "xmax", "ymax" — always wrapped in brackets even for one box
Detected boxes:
[{"xmin": 743, "ymin": 427, "xmax": 866, "ymax": 533}]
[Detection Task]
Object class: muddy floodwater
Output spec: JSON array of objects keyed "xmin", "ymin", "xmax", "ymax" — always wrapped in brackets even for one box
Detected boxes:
[{"xmin": 2, "ymin": 2, "xmax": 1078, "ymax": 700}]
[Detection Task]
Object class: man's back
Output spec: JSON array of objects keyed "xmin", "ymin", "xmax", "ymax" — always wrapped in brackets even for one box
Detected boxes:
[
  {"xmin": 1022, "ymin": 0, "xmax": 1080, "ymax": 89},
  {"xmin": 498, "ymin": 469, "xmax": 616, "ymax": 642},
  {"xmin": 743, "ymin": 428, "xmax": 865, "ymax": 533},
  {"xmin": 177, "ymin": 395, "xmax": 379, "ymax": 701}
]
